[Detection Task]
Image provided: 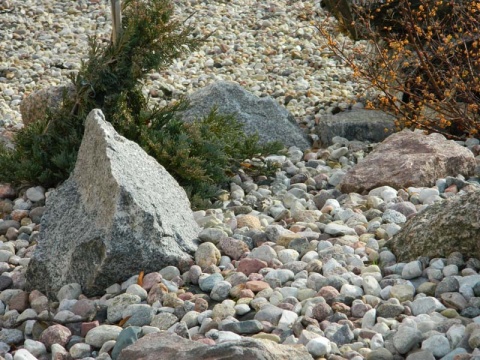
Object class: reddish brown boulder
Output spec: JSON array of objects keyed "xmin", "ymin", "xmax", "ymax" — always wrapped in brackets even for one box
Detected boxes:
[
  {"xmin": 339, "ymin": 130, "xmax": 475, "ymax": 194},
  {"xmin": 118, "ymin": 332, "xmax": 314, "ymax": 360}
]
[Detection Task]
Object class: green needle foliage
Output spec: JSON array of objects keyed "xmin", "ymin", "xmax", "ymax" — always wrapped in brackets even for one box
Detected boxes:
[{"xmin": 0, "ymin": 0, "xmax": 283, "ymax": 208}]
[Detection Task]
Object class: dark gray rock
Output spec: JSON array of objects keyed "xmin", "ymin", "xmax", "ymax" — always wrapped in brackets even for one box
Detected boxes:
[
  {"xmin": 26, "ymin": 109, "xmax": 200, "ymax": 297},
  {"xmin": 315, "ymin": 109, "xmax": 395, "ymax": 147},
  {"xmin": 390, "ymin": 190, "xmax": 480, "ymax": 262},
  {"xmin": 179, "ymin": 81, "xmax": 311, "ymax": 150},
  {"xmin": 118, "ymin": 332, "xmax": 314, "ymax": 360},
  {"xmin": 221, "ymin": 320, "xmax": 264, "ymax": 334}
]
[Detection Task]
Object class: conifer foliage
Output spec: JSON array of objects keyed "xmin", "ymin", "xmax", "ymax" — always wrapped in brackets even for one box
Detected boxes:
[{"xmin": 0, "ymin": 0, "xmax": 282, "ymax": 208}]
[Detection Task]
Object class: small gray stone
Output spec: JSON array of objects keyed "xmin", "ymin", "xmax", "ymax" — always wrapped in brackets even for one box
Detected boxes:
[
  {"xmin": 23, "ymin": 339, "xmax": 46, "ymax": 358},
  {"xmin": 150, "ymin": 312, "xmax": 179, "ymax": 330},
  {"xmin": 198, "ymin": 228, "xmax": 228, "ymax": 245},
  {"xmin": 123, "ymin": 304, "xmax": 155, "ymax": 327},
  {"xmin": 402, "ymin": 261, "xmax": 423, "ymax": 279},
  {"xmin": 210, "ymin": 281, "xmax": 232, "ymax": 302},
  {"xmin": 25, "ymin": 186, "xmax": 45, "ymax": 202},
  {"xmin": 125, "ymin": 284, "xmax": 148, "ymax": 300},
  {"xmin": 324, "ymin": 222, "xmax": 356, "ymax": 236},
  {"xmin": 85, "ymin": 325, "xmax": 122, "ymax": 348},
  {"xmin": 435, "ymin": 277, "xmax": 459, "ymax": 297},
  {"xmin": 111, "ymin": 326, "xmax": 141, "ymax": 360},
  {"xmin": 159, "ymin": 266, "xmax": 181, "ymax": 281},
  {"xmin": 69, "ymin": 343, "xmax": 92, "ymax": 359},
  {"xmin": 0, "ymin": 329, "xmax": 23, "ymax": 345},
  {"xmin": 382, "ymin": 209, "xmax": 406, "ymax": 224},
  {"xmin": 409, "ymin": 297, "xmax": 446, "ymax": 315},
  {"xmin": 421, "ymin": 334, "xmax": 451, "ymax": 358},
  {"xmin": 306, "ymin": 336, "xmax": 331, "ymax": 357},
  {"xmin": 199, "ymin": 273, "xmax": 224, "ymax": 293},
  {"xmin": 107, "ymin": 294, "xmax": 141, "ymax": 323},
  {"xmin": 393, "ymin": 325, "xmax": 422, "ymax": 354},
  {"xmin": 366, "ymin": 347, "xmax": 393, "ymax": 360},
  {"xmin": 254, "ymin": 305, "xmax": 283, "ymax": 326},
  {"xmin": 405, "ymin": 349, "xmax": 435, "ymax": 360}
]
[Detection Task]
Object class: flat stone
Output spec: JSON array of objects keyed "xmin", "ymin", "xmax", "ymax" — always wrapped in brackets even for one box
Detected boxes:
[{"xmin": 221, "ymin": 320, "xmax": 263, "ymax": 334}]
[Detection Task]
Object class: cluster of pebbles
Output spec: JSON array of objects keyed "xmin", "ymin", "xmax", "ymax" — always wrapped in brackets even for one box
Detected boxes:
[
  {"xmin": 1, "ymin": 137, "xmax": 480, "ymax": 360},
  {"xmin": 0, "ymin": 0, "xmax": 370, "ymax": 131}
]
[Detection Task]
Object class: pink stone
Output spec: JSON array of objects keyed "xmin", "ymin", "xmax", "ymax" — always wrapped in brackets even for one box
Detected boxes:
[
  {"xmin": 81, "ymin": 321, "xmax": 99, "ymax": 338},
  {"xmin": 178, "ymin": 292, "xmax": 194, "ymax": 301},
  {"xmin": 238, "ymin": 289, "xmax": 255, "ymax": 298},
  {"xmin": 219, "ymin": 237, "xmax": 249, "ymax": 260},
  {"xmin": 247, "ymin": 273, "xmax": 263, "ymax": 281},
  {"xmin": 312, "ymin": 302, "xmax": 333, "ymax": 322},
  {"xmin": 316, "ymin": 286, "xmax": 340, "ymax": 304},
  {"xmin": 72, "ymin": 299, "xmax": 96, "ymax": 320},
  {"xmin": 196, "ymin": 338, "xmax": 216, "ymax": 345},
  {"xmin": 245, "ymin": 280, "xmax": 270, "ymax": 292},
  {"xmin": 8, "ymin": 291, "xmax": 29, "ymax": 312},
  {"xmin": 0, "ymin": 184, "xmax": 16, "ymax": 199},
  {"xmin": 147, "ymin": 283, "xmax": 168, "ymax": 305},
  {"xmin": 444, "ymin": 184, "xmax": 458, "ymax": 194},
  {"xmin": 142, "ymin": 272, "xmax": 162, "ymax": 291},
  {"xmin": 39, "ymin": 324, "xmax": 71, "ymax": 350},
  {"xmin": 236, "ymin": 258, "xmax": 267, "ymax": 276},
  {"xmin": 289, "ymin": 224, "xmax": 307, "ymax": 233},
  {"xmin": 10, "ymin": 210, "xmax": 29, "ymax": 222},
  {"xmin": 304, "ymin": 152, "xmax": 317, "ymax": 161}
]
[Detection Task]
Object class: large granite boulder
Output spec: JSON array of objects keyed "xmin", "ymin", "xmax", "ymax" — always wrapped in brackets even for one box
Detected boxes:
[
  {"xmin": 389, "ymin": 189, "xmax": 480, "ymax": 261},
  {"xmin": 26, "ymin": 109, "xmax": 200, "ymax": 297},
  {"xmin": 315, "ymin": 109, "xmax": 395, "ymax": 147},
  {"xmin": 179, "ymin": 81, "xmax": 311, "ymax": 150},
  {"xmin": 339, "ymin": 129, "xmax": 476, "ymax": 194},
  {"xmin": 118, "ymin": 332, "xmax": 314, "ymax": 360}
]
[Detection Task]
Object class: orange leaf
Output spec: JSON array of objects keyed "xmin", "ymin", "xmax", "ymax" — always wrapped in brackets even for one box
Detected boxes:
[
  {"xmin": 118, "ymin": 316, "xmax": 131, "ymax": 327},
  {"xmin": 137, "ymin": 270, "xmax": 144, "ymax": 287}
]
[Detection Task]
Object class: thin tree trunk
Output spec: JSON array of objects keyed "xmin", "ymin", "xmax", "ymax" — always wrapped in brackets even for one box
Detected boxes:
[{"xmin": 111, "ymin": 0, "xmax": 122, "ymax": 45}]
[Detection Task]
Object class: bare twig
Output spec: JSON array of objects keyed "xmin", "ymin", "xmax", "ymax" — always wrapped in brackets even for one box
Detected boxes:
[{"xmin": 111, "ymin": 0, "xmax": 122, "ymax": 45}]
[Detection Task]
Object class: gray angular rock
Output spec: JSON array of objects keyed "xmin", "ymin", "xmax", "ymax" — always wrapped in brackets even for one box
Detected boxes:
[
  {"xmin": 339, "ymin": 130, "xmax": 475, "ymax": 194},
  {"xmin": 26, "ymin": 109, "xmax": 200, "ymax": 297},
  {"xmin": 315, "ymin": 109, "xmax": 395, "ymax": 147},
  {"xmin": 390, "ymin": 190, "xmax": 480, "ymax": 261},
  {"xmin": 179, "ymin": 81, "xmax": 311, "ymax": 150},
  {"xmin": 117, "ymin": 332, "xmax": 314, "ymax": 360}
]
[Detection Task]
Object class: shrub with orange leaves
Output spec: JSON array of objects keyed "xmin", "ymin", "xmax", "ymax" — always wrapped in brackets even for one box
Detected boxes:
[{"xmin": 318, "ymin": 0, "xmax": 480, "ymax": 139}]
